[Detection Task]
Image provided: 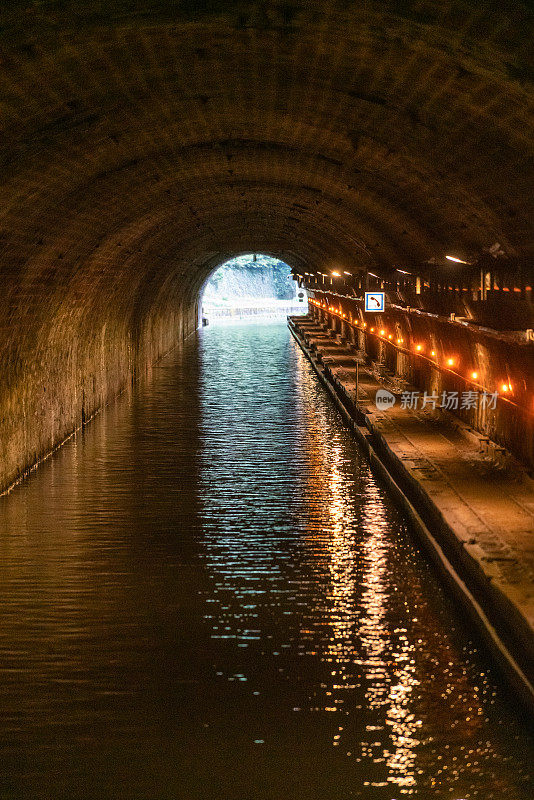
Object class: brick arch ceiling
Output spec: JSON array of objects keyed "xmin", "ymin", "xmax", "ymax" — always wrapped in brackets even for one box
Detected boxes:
[
  {"xmin": 2, "ymin": 2, "xmax": 533, "ymax": 278},
  {"xmin": 0, "ymin": 2, "xmax": 533, "ymax": 463}
]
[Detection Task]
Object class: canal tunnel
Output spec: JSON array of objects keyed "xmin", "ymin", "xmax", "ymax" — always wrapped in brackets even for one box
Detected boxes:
[
  {"xmin": 0, "ymin": 3, "xmax": 534, "ymax": 796},
  {"xmin": 1, "ymin": 0, "xmax": 533, "ymax": 494}
]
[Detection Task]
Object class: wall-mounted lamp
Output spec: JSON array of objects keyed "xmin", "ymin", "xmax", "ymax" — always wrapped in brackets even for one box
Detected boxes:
[{"xmin": 446, "ymin": 255, "xmax": 472, "ymax": 265}]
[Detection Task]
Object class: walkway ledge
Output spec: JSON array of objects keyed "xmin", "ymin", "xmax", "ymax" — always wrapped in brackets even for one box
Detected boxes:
[{"xmin": 288, "ymin": 315, "xmax": 534, "ymax": 723}]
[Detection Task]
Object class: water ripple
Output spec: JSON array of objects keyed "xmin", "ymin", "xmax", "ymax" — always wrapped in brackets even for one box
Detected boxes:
[{"xmin": 0, "ymin": 322, "xmax": 532, "ymax": 799}]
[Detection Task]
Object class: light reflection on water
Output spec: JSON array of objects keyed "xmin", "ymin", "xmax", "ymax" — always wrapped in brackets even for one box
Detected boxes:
[
  {"xmin": 0, "ymin": 321, "xmax": 532, "ymax": 799},
  {"xmin": 198, "ymin": 323, "xmax": 533, "ymax": 799}
]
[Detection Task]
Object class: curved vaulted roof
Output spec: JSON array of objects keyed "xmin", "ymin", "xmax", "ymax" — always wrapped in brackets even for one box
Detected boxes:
[{"xmin": 1, "ymin": 1, "xmax": 533, "ymax": 299}]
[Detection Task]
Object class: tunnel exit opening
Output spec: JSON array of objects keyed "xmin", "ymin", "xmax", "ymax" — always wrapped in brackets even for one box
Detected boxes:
[{"xmin": 200, "ymin": 254, "xmax": 307, "ymax": 326}]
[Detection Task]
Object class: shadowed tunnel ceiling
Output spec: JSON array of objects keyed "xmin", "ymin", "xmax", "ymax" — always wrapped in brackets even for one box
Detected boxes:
[{"xmin": 0, "ymin": 0, "xmax": 533, "ymax": 490}]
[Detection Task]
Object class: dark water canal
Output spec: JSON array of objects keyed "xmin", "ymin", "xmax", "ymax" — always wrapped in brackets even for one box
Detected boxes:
[{"xmin": 0, "ymin": 321, "xmax": 532, "ymax": 799}]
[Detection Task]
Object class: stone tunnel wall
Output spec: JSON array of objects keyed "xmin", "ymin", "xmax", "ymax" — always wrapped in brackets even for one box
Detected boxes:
[
  {"xmin": 309, "ymin": 293, "xmax": 534, "ymax": 470},
  {"xmin": 0, "ymin": 282, "xmax": 197, "ymax": 496}
]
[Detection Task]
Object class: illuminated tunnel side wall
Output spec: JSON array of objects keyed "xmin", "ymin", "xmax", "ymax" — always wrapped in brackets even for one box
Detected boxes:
[{"xmin": 310, "ymin": 295, "xmax": 534, "ymax": 468}]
